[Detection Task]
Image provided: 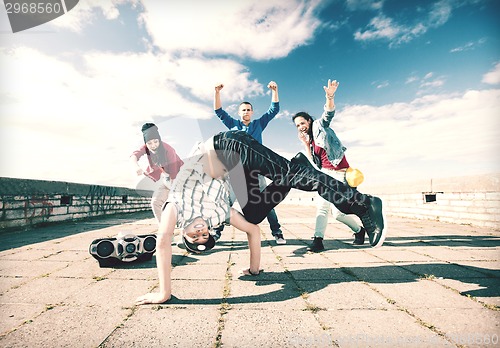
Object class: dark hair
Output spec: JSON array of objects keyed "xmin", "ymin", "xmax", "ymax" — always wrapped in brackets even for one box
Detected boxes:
[
  {"xmin": 141, "ymin": 123, "xmax": 167, "ymax": 167},
  {"xmin": 292, "ymin": 112, "xmax": 315, "ymax": 136},
  {"xmin": 239, "ymin": 101, "xmax": 253, "ymax": 110},
  {"xmin": 182, "ymin": 234, "xmax": 216, "ymax": 253}
]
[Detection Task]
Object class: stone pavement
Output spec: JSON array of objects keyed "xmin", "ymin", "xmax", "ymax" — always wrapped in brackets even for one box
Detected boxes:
[{"xmin": 0, "ymin": 205, "xmax": 499, "ymax": 348}]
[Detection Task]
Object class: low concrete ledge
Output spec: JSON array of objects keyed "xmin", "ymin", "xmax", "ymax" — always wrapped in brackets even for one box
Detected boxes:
[
  {"xmin": 0, "ymin": 177, "xmax": 153, "ymax": 231},
  {"xmin": 283, "ymin": 173, "xmax": 500, "ymax": 228}
]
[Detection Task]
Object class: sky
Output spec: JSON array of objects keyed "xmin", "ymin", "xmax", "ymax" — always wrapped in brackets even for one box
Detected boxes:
[{"xmin": 1, "ymin": 0, "xmax": 499, "ymax": 191}]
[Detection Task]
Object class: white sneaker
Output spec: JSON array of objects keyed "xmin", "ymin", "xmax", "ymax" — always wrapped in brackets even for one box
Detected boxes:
[{"xmin": 274, "ymin": 234, "xmax": 286, "ymax": 245}]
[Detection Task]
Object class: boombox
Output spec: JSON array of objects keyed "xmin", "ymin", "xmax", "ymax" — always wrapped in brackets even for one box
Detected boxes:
[{"xmin": 89, "ymin": 233, "xmax": 157, "ymax": 267}]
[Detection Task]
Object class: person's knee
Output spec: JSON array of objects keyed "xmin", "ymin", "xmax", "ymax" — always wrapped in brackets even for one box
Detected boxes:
[
  {"xmin": 334, "ymin": 211, "xmax": 346, "ymax": 221},
  {"xmin": 316, "ymin": 202, "xmax": 330, "ymax": 216}
]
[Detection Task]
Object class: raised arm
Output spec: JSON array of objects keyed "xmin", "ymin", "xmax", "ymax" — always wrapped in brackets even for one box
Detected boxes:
[
  {"xmin": 214, "ymin": 83, "xmax": 224, "ymax": 110},
  {"xmin": 135, "ymin": 203, "xmax": 177, "ymax": 305},
  {"xmin": 319, "ymin": 79, "xmax": 340, "ymax": 128},
  {"xmin": 214, "ymin": 83, "xmax": 239, "ymax": 129},
  {"xmin": 256, "ymin": 81, "xmax": 280, "ymax": 130},
  {"xmin": 323, "ymin": 79, "xmax": 339, "ymax": 111},
  {"xmin": 268, "ymin": 81, "xmax": 279, "ymax": 103}
]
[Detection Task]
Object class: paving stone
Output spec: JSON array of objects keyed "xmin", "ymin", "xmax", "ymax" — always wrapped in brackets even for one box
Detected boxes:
[
  {"xmin": 0, "ymin": 207, "xmax": 498, "ymax": 347},
  {"xmin": 317, "ymin": 309, "xmax": 451, "ymax": 347},
  {"xmin": 0, "ymin": 305, "xmax": 130, "ymax": 348},
  {"xmin": 297, "ymin": 281, "xmax": 393, "ymax": 311},
  {"xmin": 222, "ymin": 309, "xmax": 332, "ymax": 348},
  {"xmin": 101, "ymin": 306, "xmax": 221, "ymax": 347}
]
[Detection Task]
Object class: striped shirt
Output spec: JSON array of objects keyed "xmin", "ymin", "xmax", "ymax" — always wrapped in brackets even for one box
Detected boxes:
[{"xmin": 166, "ymin": 142, "xmax": 231, "ymax": 230}]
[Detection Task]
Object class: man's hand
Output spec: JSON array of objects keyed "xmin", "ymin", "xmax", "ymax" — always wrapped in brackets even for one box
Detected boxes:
[
  {"xmin": 267, "ymin": 81, "xmax": 278, "ymax": 92},
  {"xmin": 135, "ymin": 292, "xmax": 171, "ymax": 305},
  {"xmin": 215, "ymin": 83, "xmax": 224, "ymax": 93}
]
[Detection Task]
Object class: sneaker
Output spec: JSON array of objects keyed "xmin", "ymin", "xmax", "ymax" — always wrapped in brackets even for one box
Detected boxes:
[
  {"xmin": 274, "ymin": 233, "xmax": 287, "ymax": 245},
  {"xmin": 307, "ymin": 237, "xmax": 324, "ymax": 252},
  {"xmin": 358, "ymin": 196, "xmax": 386, "ymax": 248},
  {"xmin": 353, "ymin": 227, "xmax": 366, "ymax": 245}
]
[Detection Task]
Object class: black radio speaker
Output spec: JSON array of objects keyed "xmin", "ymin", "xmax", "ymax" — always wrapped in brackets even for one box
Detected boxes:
[{"xmin": 89, "ymin": 233, "xmax": 157, "ymax": 267}]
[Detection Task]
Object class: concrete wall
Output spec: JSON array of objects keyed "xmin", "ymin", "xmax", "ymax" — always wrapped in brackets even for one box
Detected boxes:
[
  {"xmin": 0, "ymin": 177, "xmax": 153, "ymax": 231},
  {"xmin": 2, "ymin": 172, "xmax": 499, "ymax": 231},
  {"xmin": 283, "ymin": 172, "xmax": 500, "ymax": 228}
]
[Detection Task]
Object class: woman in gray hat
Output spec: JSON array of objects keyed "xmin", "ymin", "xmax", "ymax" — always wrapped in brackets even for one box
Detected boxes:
[{"xmin": 130, "ymin": 123, "xmax": 184, "ymax": 223}]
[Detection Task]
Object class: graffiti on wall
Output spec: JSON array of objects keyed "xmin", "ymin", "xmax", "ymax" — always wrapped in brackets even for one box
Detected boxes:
[
  {"xmin": 0, "ymin": 197, "xmax": 5, "ymax": 221},
  {"xmin": 24, "ymin": 195, "xmax": 54, "ymax": 222},
  {"xmin": 84, "ymin": 185, "xmax": 117, "ymax": 213}
]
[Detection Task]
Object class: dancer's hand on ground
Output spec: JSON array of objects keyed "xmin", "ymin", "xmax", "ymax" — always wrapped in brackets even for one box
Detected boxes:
[{"xmin": 135, "ymin": 292, "xmax": 170, "ymax": 305}]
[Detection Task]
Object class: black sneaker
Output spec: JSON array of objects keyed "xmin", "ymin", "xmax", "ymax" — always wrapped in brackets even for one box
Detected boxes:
[
  {"xmin": 307, "ymin": 237, "xmax": 324, "ymax": 252},
  {"xmin": 353, "ymin": 227, "xmax": 366, "ymax": 245},
  {"xmin": 358, "ymin": 196, "xmax": 386, "ymax": 248},
  {"xmin": 274, "ymin": 233, "xmax": 286, "ymax": 245}
]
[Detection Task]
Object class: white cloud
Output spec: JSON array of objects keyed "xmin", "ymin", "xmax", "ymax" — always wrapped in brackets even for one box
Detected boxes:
[
  {"xmin": 450, "ymin": 38, "xmax": 486, "ymax": 53},
  {"xmin": 420, "ymin": 78, "xmax": 445, "ymax": 89},
  {"xmin": 354, "ymin": 0, "xmax": 457, "ymax": 46},
  {"xmin": 334, "ymin": 89, "xmax": 500, "ymax": 185},
  {"xmin": 450, "ymin": 41, "xmax": 473, "ymax": 53},
  {"xmin": 402, "ymin": 72, "xmax": 446, "ymax": 94},
  {"xmin": 49, "ymin": 0, "xmax": 140, "ymax": 32},
  {"xmin": 0, "ymin": 1, "xmax": 328, "ymax": 187},
  {"xmin": 405, "ymin": 76, "xmax": 418, "ymax": 84},
  {"xmin": 482, "ymin": 62, "xmax": 500, "ymax": 85},
  {"xmin": 139, "ymin": 0, "xmax": 322, "ymax": 60},
  {"xmin": 346, "ymin": 0, "xmax": 385, "ymax": 11},
  {"xmin": 354, "ymin": 15, "xmax": 400, "ymax": 42},
  {"xmin": 427, "ymin": 0, "xmax": 452, "ymax": 27},
  {"xmin": 0, "ymin": 46, "xmax": 270, "ymax": 187},
  {"xmin": 376, "ymin": 80, "xmax": 389, "ymax": 89}
]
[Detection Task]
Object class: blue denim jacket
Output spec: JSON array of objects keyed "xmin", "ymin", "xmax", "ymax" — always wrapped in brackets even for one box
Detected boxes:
[{"xmin": 311, "ymin": 107, "xmax": 346, "ymax": 168}]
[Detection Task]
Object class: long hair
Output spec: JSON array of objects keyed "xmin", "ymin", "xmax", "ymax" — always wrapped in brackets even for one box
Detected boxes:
[
  {"xmin": 142, "ymin": 123, "xmax": 168, "ymax": 168},
  {"xmin": 145, "ymin": 142, "xmax": 167, "ymax": 167},
  {"xmin": 292, "ymin": 112, "xmax": 315, "ymax": 137}
]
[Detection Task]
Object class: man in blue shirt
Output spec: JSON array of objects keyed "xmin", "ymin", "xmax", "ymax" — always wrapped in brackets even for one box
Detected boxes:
[{"xmin": 213, "ymin": 81, "xmax": 286, "ymax": 245}]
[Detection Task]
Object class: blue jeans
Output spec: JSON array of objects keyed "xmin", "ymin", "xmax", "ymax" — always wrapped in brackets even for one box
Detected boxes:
[{"xmin": 212, "ymin": 131, "xmax": 369, "ymax": 225}]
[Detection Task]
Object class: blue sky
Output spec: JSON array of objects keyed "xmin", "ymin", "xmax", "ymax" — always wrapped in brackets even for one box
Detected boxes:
[{"xmin": 1, "ymin": 0, "xmax": 499, "ymax": 190}]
